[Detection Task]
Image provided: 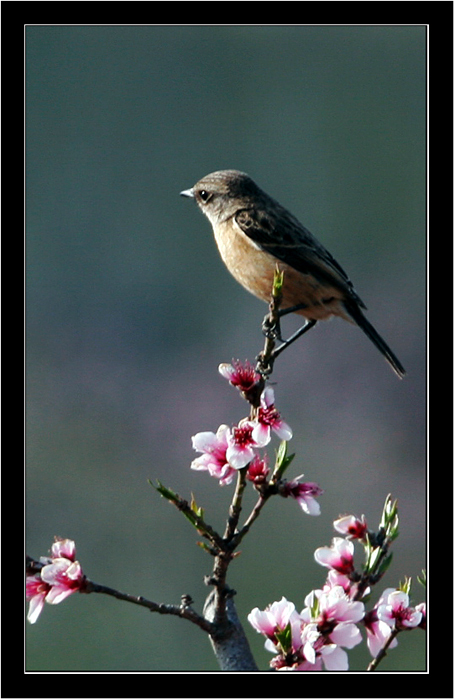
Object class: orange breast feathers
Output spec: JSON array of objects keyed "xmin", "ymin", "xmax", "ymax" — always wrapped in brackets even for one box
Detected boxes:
[{"xmin": 212, "ymin": 218, "xmax": 351, "ymax": 323}]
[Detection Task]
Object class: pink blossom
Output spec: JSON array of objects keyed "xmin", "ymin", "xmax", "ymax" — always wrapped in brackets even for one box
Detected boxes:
[
  {"xmin": 26, "ymin": 574, "xmax": 52, "ymax": 624},
  {"xmin": 363, "ymin": 608, "xmax": 398, "ymax": 657},
  {"xmin": 26, "ymin": 539, "xmax": 85, "ymax": 624},
  {"xmin": 226, "ymin": 422, "xmax": 259, "ymax": 468},
  {"xmin": 298, "ymin": 619, "xmax": 355, "ymax": 671},
  {"xmin": 302, "ymin": 586, "xmax": 364, "ymax": 631},
  {"xmin": 317, "ymin": 585, "xmax": 364, "ymax": 624},
  {"xmin": 248, "ymin": 596, "xmax": 300, "ymax": 644},
  {"xmin": 40, "ymin": 558, "xmax": 84, "ymax": 606},
  {"xmin": 249, "ymin": 597, "xmax": 306, "ymax": 664},
  {"xmin": 322, "ymin": 569, "xmax": 363, "ymax": 600},
  {"xmin": 281, "ymin": 476, "xmax": 323, "ymax": 516},
  {"xmin": 252, "ymin": 388, "xmax": 293, "ymax": 445},
  {"xmin": 319, "ymin": 643, "xmax": 349, "ymax": 671},
  {"xmin": 333, "ymin": 514, "xmax": 368, "ymax": 541},
  {"xmin": 191, "ymin": 420, "xmax": 266, "ymax": 476},
  {"xmin": 218, "ymin": 360, "xmax": 260, "ymax": 392},
  {"xmin": 276, "ymin": 656, "xmax": 324, "ymax": 672},
  {"xmin": 249, "ymin": 587, "xmax": 364, "ymax": 671},
  {"xmin": 298, "ymin": 623, "xmax": 323, "ymax": 666},
  {"xmin": 330, "ymin": 621, "xmax": 362, "ymax": 648},
  {"xmin": 191, "ymin": 425, "xmax": 237, "ymax": 485},
  {"xmin": 50, "ymin": 538, "xmax": 77, "ymax": 561},
  {"xmin": 299, "ymin": 630, "xmax": 351, "ymax": 671},
  {"xmin": 272, "ymin": 622, "xmax": 324, "ymax": 671},
  {"xmin": 299, "ymin": 586, "xmax": 364, "ymax": 669},
  {"xmin": 376, "ymin": 589, "xmax": 423, "ymax": 630},
  {"xmin": 415, "ymin": 602, "xmax": 426, "ymax": 630},
  {"xmin": 246, "ymin": 455, "xmax": 270, "ymax": 484},
  {"xmin": 314, "ymin": 537, "xmax": 355, "ymax": 575}
]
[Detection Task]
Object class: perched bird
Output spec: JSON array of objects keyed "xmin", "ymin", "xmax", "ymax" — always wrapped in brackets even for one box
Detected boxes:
[{"xmin": 180, "ymin": 169, "xmax": 405, "ymax": 378}]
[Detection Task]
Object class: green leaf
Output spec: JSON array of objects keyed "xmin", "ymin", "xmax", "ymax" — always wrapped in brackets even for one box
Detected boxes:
[
  {"xmin": 275, "ymin": 622, "xmax": 292, "ymax": 653},
  {"xmin": 273, "ymin": 441, "xmax": 295, "ymax": 479},
  {"xmin": 273, "ymin": 266, "xmax": 285, "ymax": 295},
  {"xmin": 152, "ymin": 480, "xmax": 180, "ymax": 503},
  {"xmin": 190, "ymin": 493, "xmax": 204, "ymax": 520},
  {"xmin": 308, "ymin": 591, "xmax": 320, "ymax": 619},
  {"xmin": 398, "ymin": 576, "xmax": 412, "ymax": 595},
  {"xmin": 365, "ymin": 545, "xmax": 382, "ymax": 574},
  {"xmin": 417, "ymin": 569, "xmax": 426, "ymax": 588},
  {"xmin": 377, "ymin": 552, "xmax": 393, "ymax": 577},
  {"xmin": 380, "ymin": 494, "xmax": 399, "ymax": 529},
  {"xmin": 196, "ymin": 541, "xmax": 217, "ymax": 556},
  {"xmin": 152, "ymin": 480, "xmax": 202, "ymax": 529}
]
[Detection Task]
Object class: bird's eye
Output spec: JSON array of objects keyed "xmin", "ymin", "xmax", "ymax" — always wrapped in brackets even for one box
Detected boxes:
[{"xmin": 198, "ymin": 189, "xmax": 211, "ymax": 203}]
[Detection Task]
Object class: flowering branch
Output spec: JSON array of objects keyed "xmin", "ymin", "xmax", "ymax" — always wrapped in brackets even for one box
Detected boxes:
[
  {"xmin": 249, "ymin": 496, "xmax": 425, "ymax": 671},
  {"xmin": 140, "ymin": 269, "xmax": 323, "ymax": 668},
  {"xmin": 26, "ymin": 270, "xmax": 424, "ymax": 672},
  {"xmin": 25, "ymin": 273, "xmax": 324, "ymax": 670},
  {"xmin": 26, "ymin": 544, "xmax": 213, "ymax": 633}
]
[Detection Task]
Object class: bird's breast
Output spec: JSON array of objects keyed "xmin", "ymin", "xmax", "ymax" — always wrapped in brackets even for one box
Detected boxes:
[{"xmin": 212, "ymin": 220, "xmax": 350, "ymax": 322}]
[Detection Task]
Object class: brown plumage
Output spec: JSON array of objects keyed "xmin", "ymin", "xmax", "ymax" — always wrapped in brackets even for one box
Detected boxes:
[{"xmin": 181, "ymin": 169, "xmax": 405, "ymax": 378}]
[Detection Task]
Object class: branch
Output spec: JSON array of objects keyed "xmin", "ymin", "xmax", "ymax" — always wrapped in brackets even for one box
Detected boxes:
[
  {"xmin": 255, "ymin": 265, "xmax": 284, "ymax": 378},
  {"xmin": 81, "ymin": 579, "xmax": 214, "ymax": 634},
  {"xmin": 153, "ymin": 481, "xmax": 225, "ymax": 552},
  {"xmin": 229, "ymin": 491, "xmax": 271, "ymax": 550},
  {"xmin": 223, "ymin": 467, "xmax": 248, "ymax": 542},
  {"xmin": 203, "ymin": 590, "xmax": 259, "ymax": 671},
  {"xmin": 367, "ymin": 627, "xmax": 400, "ymax": 671}
]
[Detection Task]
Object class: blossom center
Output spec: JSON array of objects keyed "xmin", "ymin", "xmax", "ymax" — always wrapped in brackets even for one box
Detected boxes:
[
  {"xmin": 233, "ymin": 425, "xmax": 254, "ymax": 446},
  {"xmin": 258, "ymin": 405, "xmax": 279, "ymax": 426}
]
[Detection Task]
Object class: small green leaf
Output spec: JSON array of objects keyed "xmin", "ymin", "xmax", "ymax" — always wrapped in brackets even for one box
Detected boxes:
[
  {"xmin": 275, "ymin": 622, "xmax": 292, "ymax": 654},
  {"xmin": 273, "ymin": 266, "xmax": 285, "ymax": 295},
  {"xmin": 196, "ymin": 541, "xmax": 217, "ymax": 556},
  {"xmin": 273, "ymin": 440, "xmax": 295, "ymax": 479},
  {"xmin": 152, "ymin": 480, "xmax": 180, "ymax": 503},
  {"xmin": 308, "ymin": 591, "xmax": 320, "ymax": 619},
  {"xmin": 377, "ymin": 552, "xmax": 393, "ymax": 577},
  {"xmin": 365, "ymin": 546, "xmax": 382, "ymax": 573},
  {"xmin": 152, "ymin": 480, "xmax": 202, "ymax": 530},
  {"xmin": 398, "ymin": 576, "xmax": 412, "ymax": 595},
  {"xmin": 380, "ymin": 494, "xmax": 399, "ymax": 529},
  {"xmin": 190, "ymin": 493, "xmax": 204, "ymax": 519},
  {"xmin": 417, "ymin": 569, "xmax": 426, "ymax": 588}
]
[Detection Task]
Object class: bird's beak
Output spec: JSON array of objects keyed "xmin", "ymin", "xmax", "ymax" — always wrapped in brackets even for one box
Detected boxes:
[{"xmin": 180, "ymin": 188, "xmax": 194, "ymax": 198}]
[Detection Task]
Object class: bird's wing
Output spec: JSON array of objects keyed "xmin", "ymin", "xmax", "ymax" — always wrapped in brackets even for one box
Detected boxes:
[{"xmin": 235, "ymin": 206, "xmax": 366, "ymax": 308}]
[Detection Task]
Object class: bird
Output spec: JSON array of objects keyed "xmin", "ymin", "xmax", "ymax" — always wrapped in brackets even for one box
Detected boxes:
[{"xmin": 180, "ymin": 169, "xmax": 405, "ymax": 378}]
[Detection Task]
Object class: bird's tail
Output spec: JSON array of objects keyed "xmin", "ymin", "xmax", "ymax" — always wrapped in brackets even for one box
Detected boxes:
[{"xmin": 343, "ymin": 301, "xmax": 406, "ymax": 379}]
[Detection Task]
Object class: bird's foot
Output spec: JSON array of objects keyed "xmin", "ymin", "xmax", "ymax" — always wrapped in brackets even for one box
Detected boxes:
[{"xmin": 262, "ymin": 314, "xmax": 283, "ymax": 341}]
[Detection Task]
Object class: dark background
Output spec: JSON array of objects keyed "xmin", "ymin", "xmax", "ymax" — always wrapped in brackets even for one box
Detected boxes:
[{"xmin": 26, "ymin": 25, "xmax": 426, "ymax": 671}]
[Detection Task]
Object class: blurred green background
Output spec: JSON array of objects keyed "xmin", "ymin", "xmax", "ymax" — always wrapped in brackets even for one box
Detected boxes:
[{"xmin": 26, "ymin": 25, "xmax": 426, "ymax": 672}]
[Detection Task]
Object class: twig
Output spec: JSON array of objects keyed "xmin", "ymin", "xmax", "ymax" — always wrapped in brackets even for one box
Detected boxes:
[
  {"xmin": 255, "ymin": 266, "xmax": 284, "ymax": 378},
  {"xmin": 81, "ymin": 579, "xmax": 214, "ymax": 634},
  {"xmin": 154, "ymin": 481, "xmax": 225, "ymax": 552},
  {"xmin": 224, "ymin": 468, "xmax": 248, "ymax": 542},
  {"xmin": 229, "ymin": 491, "xmax": 272, "ymax": 550},
  {"xmin": 367, "ymin": 627, "xmax": 400, "ymax": 671}
]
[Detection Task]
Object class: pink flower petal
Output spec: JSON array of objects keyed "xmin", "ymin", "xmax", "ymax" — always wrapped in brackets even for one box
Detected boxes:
[
  {"xmin": 321, "ymin": 644, "xmax": 348, "ymax": 670},
  {"xmin": 330, "ymin": 622, "xmax": 362, "ymax": 649},
  {"xmin": 51, "ymin": 538, "xmax": 76, "ymax": 561},
  {"xmin": 27, "ymin": 593, "xmax": 47, "ymax": 624}
]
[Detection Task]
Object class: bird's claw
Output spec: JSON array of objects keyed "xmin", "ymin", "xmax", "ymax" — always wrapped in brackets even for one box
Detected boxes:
[{"xmin": 262, "ymin": 314, "xmax": 283, "ymax": 341}]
